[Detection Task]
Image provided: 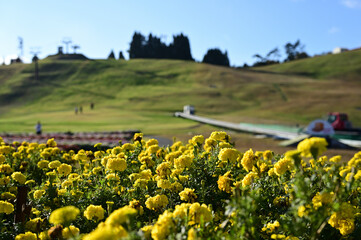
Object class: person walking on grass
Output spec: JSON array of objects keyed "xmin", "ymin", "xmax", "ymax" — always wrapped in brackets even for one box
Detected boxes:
[{"xmin": 35, "ymin": 121, "xmax": 42, "ymax": 135}]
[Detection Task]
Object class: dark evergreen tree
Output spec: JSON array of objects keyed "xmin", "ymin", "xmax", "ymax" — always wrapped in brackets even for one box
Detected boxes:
[
  {"xmin": 128, "ymin": 32, "xmax": 146, "ymax": 59},
  {"xmin": 202, "ymin": 48, "xmax": 230, "ymax": 67},
  {"xmin": 119, "ymin": 51, "xmax": 125, "ymax": 60},
  {"xmin": 108, "ymin": 50, "xmax": 115, "ymax": 59},
  {"xmin": 169, "ymin": 33, "xmax": 193, "ymax": 60},
  {"xmin": 145, "ymin": 34, "xmax": 167, "ymax": 58},
  {"xmin": 128, "ymin": 31, "xmax": 193, "ymax": 61}
]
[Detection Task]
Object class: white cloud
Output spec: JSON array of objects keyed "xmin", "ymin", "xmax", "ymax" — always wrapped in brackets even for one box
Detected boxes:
[
  {"xmin": 329, "ymin": 27, "xmax": 340, "ymax": 34},
  {"xmin": 341, "ymin": 0, "xmax": 361, "ymax": 8}
]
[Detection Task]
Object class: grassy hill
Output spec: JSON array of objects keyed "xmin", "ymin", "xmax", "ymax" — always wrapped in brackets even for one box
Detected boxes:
[
  {"xmin": 0, "ymin": 55, "xmax": 361, "ymax": 136},
  {"xmin": 254, "ymin": 48, "xmax": 361, "ymax": 80}
]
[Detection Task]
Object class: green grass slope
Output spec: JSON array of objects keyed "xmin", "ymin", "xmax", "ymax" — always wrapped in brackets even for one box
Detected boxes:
[
  {"xmin": 0, "ymin": 58, "xmax": 360, "ymax": 135},
  {"xmin": 254, "ymin": 48, "xmax": 361, "ymax": 80}
]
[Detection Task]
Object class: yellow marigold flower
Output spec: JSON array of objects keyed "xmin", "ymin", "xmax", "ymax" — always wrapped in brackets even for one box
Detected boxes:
[
  {"xmin": 106, "ymin": 158, "xmax": 127, "ymax": 171},
  {"xmin": 57, "ymin": 163, "xmax": 72, "ymax": 176},
  {"xmin": 62, "ymin": 225, "xmax": 79, "ymax": 238},
  {"xmin": 145, "ymin": 195, "xmax": 169, "ymax": 210},
  {"xmin": 105, "ymin": 206, "xmax": 137, "ymax": 226},
  {"xmin": 15, "ymin": 232, "xmax": 37, "ymax": 240},
  {"xmin": 11, "ymin": 172, "xmax": 26, "ymax": 184},
  {"xmin": 1, "ymin": 192, "xmax": 16, "ymax": 200},
  {"xmin": 38, "ymin": 231, "xmax": 49, "ymax": 240},
  {"xmin": 354, "ymin": 170, "xmax": 361, "ymax": 180},
  {"xmin": 129, "ymin": 199, "xmax": 144, "ymax": 215},
  {"xmin": 84, "ymin": 204, "xmax": 105, "ymax": 221},
  {"xmin": 263, "ymin": 150, "xmax": 274, "ymax": 161},
  {"xmin": 242, "ymin": 172, "xmax": 258, "ymax": 187},
  {"xmin": 189, "ymin": 202, "xmax": 212, "ymax": 225},
  {"xmin": 48, "ymin": 160, "xmax": 61, "ymax": 169},
  {"xmin": 297, "ymin": 137, "xmax": 327, "ymax": 158},
  {"xmin": 57, "ymin": 189, "xmax": 67, "ymax": 196},
  {"xmin": 83, "ymin": 224, "xmax": 128, "ymax": 240},
  {"xmin": 92, "ymin": 166, "xmax": 102, "ymax": 175},
  {"xmin": 274, "ymin": 158, "xmax": 293, "ymax": 176},
  {"xmin": 262, "ymin": 220, "xmax": 280, "ymax": 233},
  {"xmin": 170, "ymin": 141, "xmax": 183, "ymax": 151},
  {"xmin": 271, "ymin": 234, "xmax": 286, "ymax": 239},
  {"xmin": 259, "ymin": 162, "xmax": 269, "ymax": 173},
  {"xmin": 68, "ymin": 173, "xmax": 79, "ymax": 181},
  {"xmin": 171, "ymin": 181, "xmax": 183, "ymax": 192},
  {"xmin": 284, "ymin": 150, "xmax": 302, "ymax": 164},
  {"xmin": 106, "ymin": 173, "xmax": 120, "ymax": 182},
  {"xmin": 156, "ymin": 162, "xmax": 172, "ymax": 178},
  {"xmin": 188, "ymin": 228, "xmax": 197, "ymax": 240},
  {"xmin": 37, "ymin": 160, "xmax": 49, "ymax": 169},
  {"xmin": 174, "ymin": 155, "xmax": 192, "ymax": 169},
  {"xmin": 173, "ymin": 203, "xmax": 192, "ymax": 219},
  {"xmin": 0, "ymin": 176, "xmax": 10, "ymax": 185},
  {"xmin": 0, "ymin": 145, "xmax": 12, "ymax": 154},
  {"xmin": 0, "ymin": 164, "xmax": 13, "ymax": 174},
  {"xmin": 94, "ymin": 143, "xmax": 102, "ymax": 149},
  {"xmin": 329, "ymin": 155, "xmax": 341, "ymax": 163},
  {"xmin": 133, "ymin": 132, "xmax": 143, "ymax": 142},
  {"xmin": 74, "ymin": 151, "xmax": 88, "ymax": 162},
  {"xmin": 33, "ymin": 190, "xmax": 45, "ymax": 200},
  {"xmin": 178, "ymin": 175, "xmax": 189, "ymax": 183},
  {"xmin": 217, "ymin": 171, "xmax": 232, "ymax": 193},
  {"xmin": 339, "ymin": 167, "xmax": 350, "ymax": 177},
  {"xmin": 151, "ymin": 210, "xmax": 174, "ymax": 240},
  {"xmin": 298, "ymin": 205, "xmax": 307, "ymax": 217},
  {"xmin": 121, "ymin": 143, "xmax": 135, "ymax": 152},
  {"xmin": 141, "ymin": 225, "xmax": 153, "ymax": 239},
  {"xmin": 328, "ymin": 202, "xmax": 356, "ymax": 235},
  {"xmin": 0, "ymin": 154, "xmax": 5, "ymax": 164},
  {"xmin": 210, "ymin": 131, "xmax": 230, "ymax": 142},
  {"xmin": 94, "ymin": 150, "xmax": 103, "ymax": 158},
  {"xmin": 47, "ymin": 138, "xmax": 57, "ymax": 147},
  {"xmin": 157, "ymin": 179, "xmax": 172, "ymax": 190},
  {"xmin": 145, "ymin": 139, "xmax": 159, "ymax": 148},
  {"xmin": 204, "ymin": 138, "xmax": 217, "ymax": 152},
  {"xmin": 191, "ymin": 135, "xmax": 204, "ymax": 145},
  {"xmin": 219, "ymin": 142, "xmax": 232, "ymax": 149},
  {"xmin": 49, "ymin": 206, "xmax": 80, "ymax": 225},
  {"xmin": 0, "ymin": 200, "xmax": 14, "ymax": 214},
  {"xmin": 165, "ymin": 151, "xmax": 182, "ymax": 164},
  {"xmin": 133, "ymin": 178, "xmax": 148, "ymax": 188},
  {"xmin": 241, "ymin": 149, "xmax": 255, "ymax": 172},
  {"xmin": 12, "ymin": 152, "xmax": 21, "ymax": 158},
  {"xmin": 139, "ymin": 156, "xmax": 155, "ymax": 168},
  {"xmin": 25, "ymin": 180, "xmax": 35, "ymax": 186},
  {"xmin": 179, "ymin": 188, "xmax": 197, "ymax": 202},
  {"xmin": 25, "ymin": 217, "xmax": 43, "ymax": 232},
  {"xmin": 146, "ymin": 145, "xmax": 159, "ymax": 155},
  {"xmin": 218, "ymin": 148, "xmax": 239, "ymax": 163}
]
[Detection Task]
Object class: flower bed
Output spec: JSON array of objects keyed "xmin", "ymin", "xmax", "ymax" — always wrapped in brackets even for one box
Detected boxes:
[{"xmin": 0, "ymin": 132, "xmax": 360, "ymax": 240}]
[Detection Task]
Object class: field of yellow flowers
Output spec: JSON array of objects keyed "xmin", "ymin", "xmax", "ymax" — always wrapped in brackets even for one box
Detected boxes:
[{"xmin": 0, "ymin": 132, "xmax": 360, "ymax": 240}]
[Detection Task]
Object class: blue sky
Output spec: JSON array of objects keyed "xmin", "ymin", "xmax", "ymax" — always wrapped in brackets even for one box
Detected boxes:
[{"xmin": 1, "ymin": 0, "xmax": 360, "ymax": 66}]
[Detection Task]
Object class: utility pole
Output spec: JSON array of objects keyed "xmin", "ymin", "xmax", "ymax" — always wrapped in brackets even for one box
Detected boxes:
[
  {"xmin": 18, "ymin": 37, "xmax": 24, "ymax": 58},
  {"xmin": 30, "ymin": 49, "xmax": 41, "ymax": 81},
  {"xmin": 72, "ymin": 45, "xmax": 80, "ymax": 54},
  {"xmin": 62, "ymin": 38, "xmax": 72, "ymax": 54}
]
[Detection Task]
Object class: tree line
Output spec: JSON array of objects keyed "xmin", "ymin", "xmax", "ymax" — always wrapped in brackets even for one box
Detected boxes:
[
  {"xmin": 108, "ymin": 32, "xmax": 230, "ymax": 67},
  {"xmin": 108, "ymin": 32, "xmax": 309, "ymax": 68}
]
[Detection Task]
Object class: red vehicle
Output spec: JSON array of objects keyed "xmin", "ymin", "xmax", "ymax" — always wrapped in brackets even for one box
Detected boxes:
[{"xmin": 327, "ymin": 112, "xmax": 352, "ymax": 131}]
